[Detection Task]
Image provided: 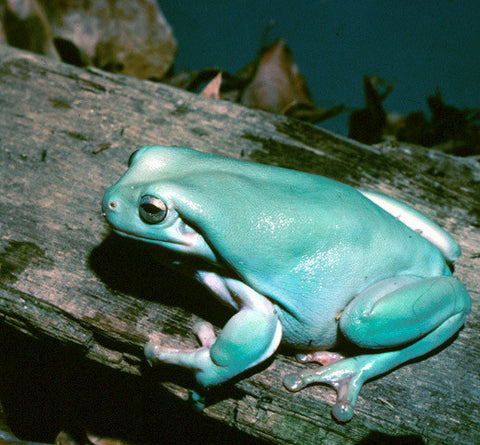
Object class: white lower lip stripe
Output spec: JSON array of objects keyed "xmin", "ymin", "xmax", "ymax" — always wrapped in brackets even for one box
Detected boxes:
[{"xmin": 112, "ymin": 229, "xmax": 187, "ymax": 246}]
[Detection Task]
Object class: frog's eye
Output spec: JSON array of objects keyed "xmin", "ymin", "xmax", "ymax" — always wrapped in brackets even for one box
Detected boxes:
[
  {"xmin": 128, "ymin": 150, "xmax": 139, "ymax": 167},
  {"xmin": 139, "ymin": 195, "xmax": 167, "ymax": 224}
]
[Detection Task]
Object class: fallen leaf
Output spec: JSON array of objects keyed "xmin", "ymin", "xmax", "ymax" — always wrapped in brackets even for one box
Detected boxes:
[
  {"xmin": 240, "ymin": 39, "xmax": 313, "ymax": 113},
  {"xmin": 239, "ymin": 39, "xmax": 344, "ymax": 123},
  {"xmin": 1, "ymin": 0, "xmax": 59, "ymax": 58},
  {"xmin": 393, "ymin": 89, "xmax": 480, "ymax": 155},
  {"xmin": 55, "ymin": 430, "xmax": 79, "ymax": 445},
  {"xmin": 87, "ymin": 432, "xmax": 136, "ymax": 445},
  {"xmin": 200, "ymin": 71, "xmax": 223, "ymax": 100},
  {"xmin": 348, "ymin": 75, "xmax": 392, "ymax": 144},
  {"xmin": 0, "ymin": 0, "xmax": 177, "ymax": 79}
]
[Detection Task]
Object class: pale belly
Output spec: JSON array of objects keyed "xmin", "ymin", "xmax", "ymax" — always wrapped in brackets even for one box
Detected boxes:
[{"xmin": 275, "ymin": 303, "xmax": 341, "ymax": 350}]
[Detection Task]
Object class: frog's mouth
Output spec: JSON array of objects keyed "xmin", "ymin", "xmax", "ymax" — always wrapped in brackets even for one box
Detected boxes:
[{"xmin": 110, "ymin": 227, "xmax": 189, "ymax": 246}]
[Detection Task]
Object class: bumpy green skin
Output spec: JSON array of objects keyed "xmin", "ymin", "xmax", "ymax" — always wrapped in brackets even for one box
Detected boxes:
[{"xmin": 102, "ymin": 145, "xmax": 470, "ymax": 422}]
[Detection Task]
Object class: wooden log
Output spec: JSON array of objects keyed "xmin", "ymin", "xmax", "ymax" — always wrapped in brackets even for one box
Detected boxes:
[{"xmin": 0, "ymin": 43, "xmax": 479, "ymax": 444}]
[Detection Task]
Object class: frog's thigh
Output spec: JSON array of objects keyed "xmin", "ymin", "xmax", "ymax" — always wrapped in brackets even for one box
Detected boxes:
[{"xmin": 340, "ymin": 275, "xmax": 470, "ymax": 349}]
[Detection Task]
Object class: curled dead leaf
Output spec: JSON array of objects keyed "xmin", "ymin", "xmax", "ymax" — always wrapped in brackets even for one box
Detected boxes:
[
  {"xmin": 240, "ymin": 39, "xmax": 313, "ymax": 113},
  {"xmin": 0, "ymin": 0, "xmax": 177, "ymax": 79},
  {"xmin": 238, "ymin": 39, "xmax": 344, "ymax": 123},
  {"xmin": 200, "ymin": 72, "xmax": 223, "ymax": 100}
]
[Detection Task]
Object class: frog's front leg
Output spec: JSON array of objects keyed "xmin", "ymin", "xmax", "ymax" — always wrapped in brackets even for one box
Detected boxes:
[
  {"xmin": 284, "ymin": 275, "xmax": 470, "ymax": 422},
  {"xmin": 145, "ymin": 280, "xmax": 282, "ymax": 388}
]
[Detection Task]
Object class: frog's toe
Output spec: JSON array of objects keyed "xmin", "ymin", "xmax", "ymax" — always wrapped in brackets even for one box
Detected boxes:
[
  {"xmin": 144, "ymin": 341, "xmax": 165, "ymax": 365},
  {"xmin": 190, "ymin": 389, "xmax": 206, "ymax": 411}
]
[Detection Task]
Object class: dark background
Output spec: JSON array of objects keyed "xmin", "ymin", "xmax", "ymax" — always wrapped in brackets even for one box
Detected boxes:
[{"xmin": 161, "ymin": 0, "xmax": 480, "ymax": 134}]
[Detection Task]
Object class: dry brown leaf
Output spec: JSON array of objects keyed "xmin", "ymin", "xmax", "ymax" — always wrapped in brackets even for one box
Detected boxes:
[
  {"xmin": 240, "ymin": 39, "xmax": 314, "ymax": 113},
  {"xmin": 238, "ymin": 39, "xmax": 344, "ymax": 123},
  {"xmin": 1, "ymin": 0, "xmax": 59, "ymax": 58},
  {"xmin": 348, "ymin": 75, "xmax": 392, "ymax": 144},
  {"xmin": 200, "ymin": 71, "xmax": 223, "ymax": 100},
  {"xmin": 163, "ymin": 36, "xmax": 343, "ymax": 123},
  {"xmin": 392, "ymin": 89, "xmax": 480, "ymax": 155},
  {"xmin": 55, "ymin": 430, "xmax": 79, "ymax": 445},
  {"xmin": 0, "ymin": 0, "xmax": 177, "ymax": 79}
]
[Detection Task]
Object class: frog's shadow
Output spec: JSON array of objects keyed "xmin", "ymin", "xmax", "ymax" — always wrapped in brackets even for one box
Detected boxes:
[{"xmin": 88, "ymin": 232, "xmax": 232, "ymax": 329}]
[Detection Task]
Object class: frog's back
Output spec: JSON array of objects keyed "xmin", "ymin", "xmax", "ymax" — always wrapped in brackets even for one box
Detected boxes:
[{"xmin": 169, "ymin": 149, "xmax": 449, "ymax": 296}]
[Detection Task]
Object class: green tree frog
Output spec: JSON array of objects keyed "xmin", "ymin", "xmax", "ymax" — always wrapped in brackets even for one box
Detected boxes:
[{"xmin": 102, "ymin": 145, "xmax": 470, "ymax": 422}]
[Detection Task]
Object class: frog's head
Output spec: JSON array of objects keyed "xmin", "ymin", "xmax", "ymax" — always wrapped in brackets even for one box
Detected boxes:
[
  {"xmin": 102, "ymin": 146, "xmax": 219, "ymax": 263},
  {"xmin": 103, "ymin": 145, "xmax": 331, "ymax": 286}
]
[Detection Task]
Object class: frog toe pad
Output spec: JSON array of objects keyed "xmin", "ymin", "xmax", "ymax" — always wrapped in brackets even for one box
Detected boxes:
[
  {"xmin": 331, "ymin": 401, "xmax": 355, "ymax": 423},
  {"xmin": 283, "ymin": 372, "xmax": 308, "ymax": 392},
  {"xmin": 192, "ymin": 321, "xmax": 217, "ymax": 347}
]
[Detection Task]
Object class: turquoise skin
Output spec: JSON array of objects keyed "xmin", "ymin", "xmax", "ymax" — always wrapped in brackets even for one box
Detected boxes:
[{"xmin": 102, "ymin": 145, "xmax": 470, "ymax": 422}]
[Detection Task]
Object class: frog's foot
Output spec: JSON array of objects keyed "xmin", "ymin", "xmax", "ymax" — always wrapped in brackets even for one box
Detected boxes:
[
  {"xmin": 145, "ymin": 303, "xmax": 282, "ymax": 388},
  {"xmin": 284, "ymin": 356, "xmax": 367, "ymax": 422},
  {"xmin": 145, "ymin": 321, "xmax": 217, "ymax": 369}
]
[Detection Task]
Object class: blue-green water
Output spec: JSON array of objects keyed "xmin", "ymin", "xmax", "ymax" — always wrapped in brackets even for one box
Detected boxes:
[{"xmin": 160, "ymin": 0, "xmax": 480, "ymax": 135}]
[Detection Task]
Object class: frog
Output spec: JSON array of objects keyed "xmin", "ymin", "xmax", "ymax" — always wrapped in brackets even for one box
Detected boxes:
[{"xmin": 102, "ymin": 145, "xmax": 470, "ymax": 422}]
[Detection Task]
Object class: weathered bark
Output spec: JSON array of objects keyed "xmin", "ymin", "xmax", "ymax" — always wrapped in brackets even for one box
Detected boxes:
[{"xmin": 0, "ymin": 44, "xmax": 479, "ymax": 444}]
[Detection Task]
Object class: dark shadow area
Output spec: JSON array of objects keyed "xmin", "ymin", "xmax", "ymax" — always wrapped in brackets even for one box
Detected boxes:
[
  {"xmin": 0, "ymin": 326, "xmax": 267, "ymax": 445},
  {"xmin": 88, "ymin": 232, "xmax": 233, "ymax": 329},
  {"xmin": 356, "ymin": 430, "xmax": 425, "ymax": 445},
  {"xmin": 53, "ymin": 38, "xmax": 87, "ymax": 67}
]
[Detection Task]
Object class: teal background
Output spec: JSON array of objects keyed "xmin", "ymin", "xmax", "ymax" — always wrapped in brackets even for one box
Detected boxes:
[{"xmin": 160, "ymin": 1, "xmax": 480, "ymax": 134}]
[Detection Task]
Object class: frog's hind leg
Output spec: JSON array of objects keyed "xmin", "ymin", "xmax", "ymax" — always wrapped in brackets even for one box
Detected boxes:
[{"xmin": 284, "ymin": 275, "xmax": 470, "ymax": 422}]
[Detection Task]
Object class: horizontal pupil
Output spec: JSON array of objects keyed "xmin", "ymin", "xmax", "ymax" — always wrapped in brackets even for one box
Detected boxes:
[{"xmin": 142, "ymin": 203, "xmax": 164, "ymax": 215}]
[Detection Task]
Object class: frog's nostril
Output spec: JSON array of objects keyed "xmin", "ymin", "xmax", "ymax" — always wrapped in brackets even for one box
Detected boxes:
[{"xmin": 109, "ymin": 200, "xmax": 118, "ymax": 210}]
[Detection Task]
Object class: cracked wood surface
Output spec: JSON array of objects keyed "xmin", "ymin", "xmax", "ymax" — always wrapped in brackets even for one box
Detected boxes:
[{"xmin": 0, "ymin": 44, "xmax": 479, "ymax": 444}]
